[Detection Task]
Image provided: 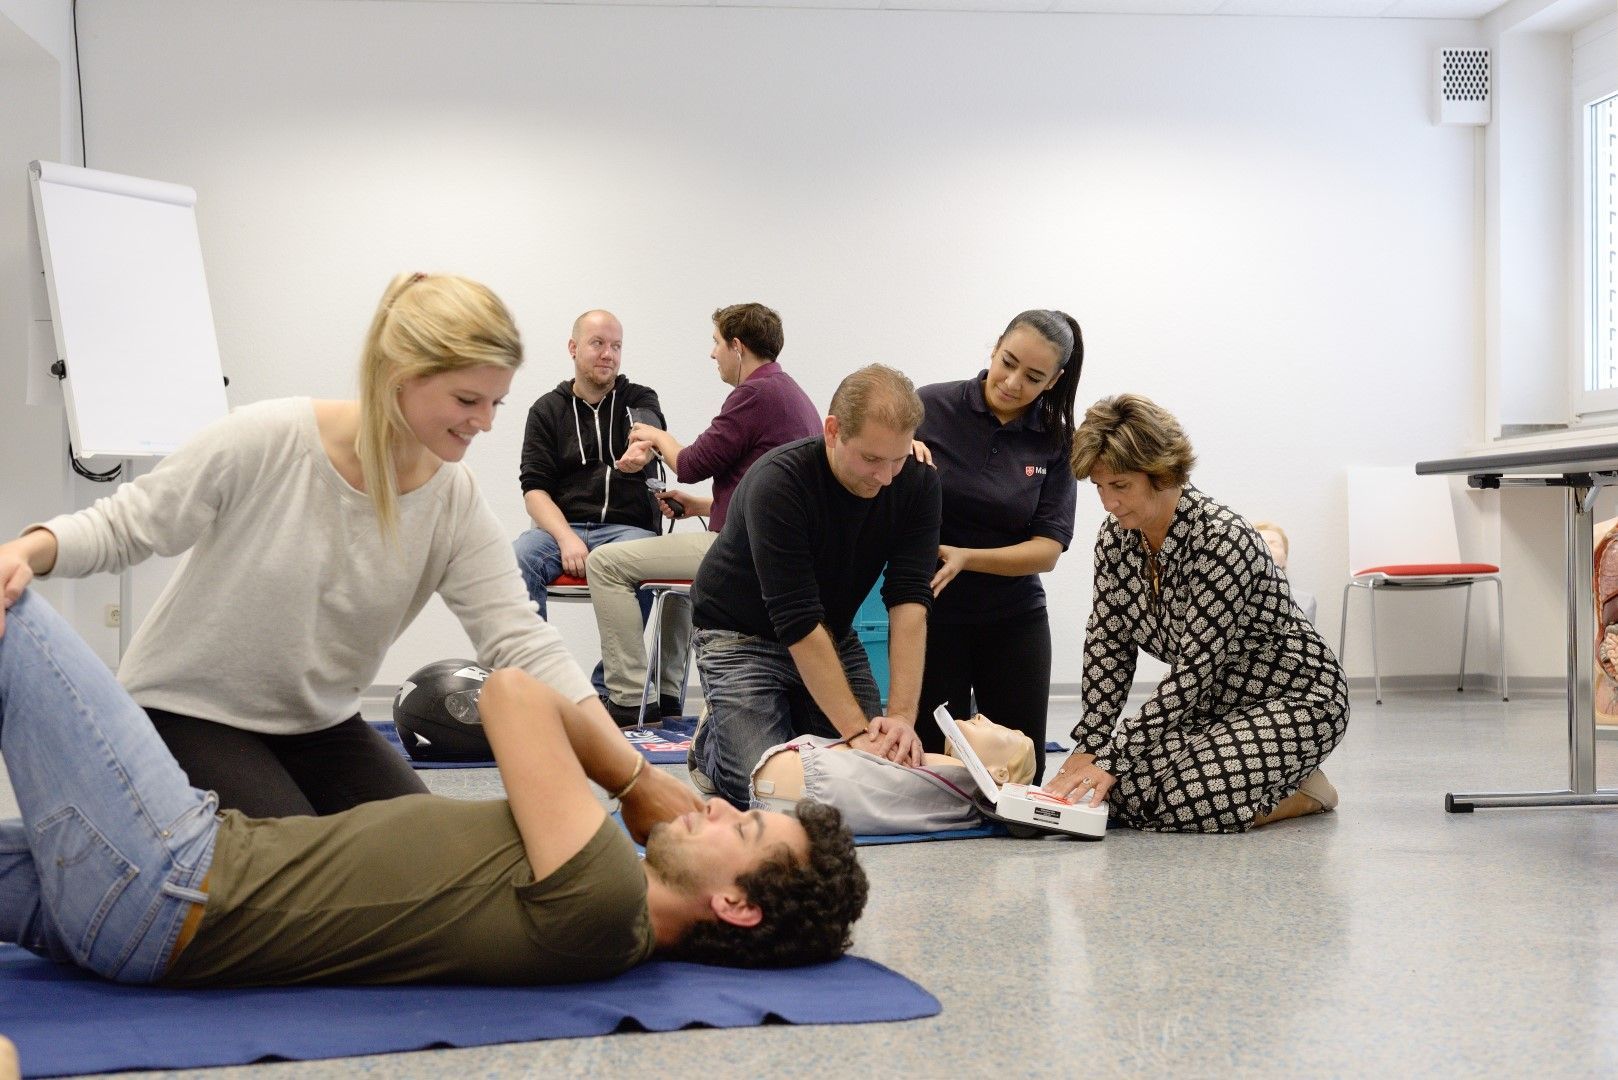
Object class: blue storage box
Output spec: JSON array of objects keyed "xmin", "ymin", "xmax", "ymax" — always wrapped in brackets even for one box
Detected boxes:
[{"xmin": 854, "ymin": 574, "xmax": 890, "ymax": 705}]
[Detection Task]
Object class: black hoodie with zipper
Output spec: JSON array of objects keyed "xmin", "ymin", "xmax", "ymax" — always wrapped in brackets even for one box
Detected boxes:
[{"xmin": 518, "ymin": 375, "xmax": 664, "ymax": 532}]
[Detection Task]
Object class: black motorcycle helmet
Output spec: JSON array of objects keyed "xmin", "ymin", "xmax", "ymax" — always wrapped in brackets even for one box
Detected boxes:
[{"xmin": 392, "ymin": 659, "xmax": 493, "ymax": 762}]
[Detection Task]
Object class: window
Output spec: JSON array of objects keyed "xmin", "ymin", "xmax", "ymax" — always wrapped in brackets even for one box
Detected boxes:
[
  {"xmin": 1591, "ymin": 92, "xmax": 1617, "ymax": 399},
  {"xmin": 1572, "ymin": 12, "xmax": 1618, "ymax": 420}
]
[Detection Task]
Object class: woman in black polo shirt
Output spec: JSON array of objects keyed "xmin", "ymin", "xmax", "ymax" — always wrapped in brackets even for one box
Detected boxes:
[{"xmin": 914, "ymin": 310, "xmax": 1082, "ymax": 783}]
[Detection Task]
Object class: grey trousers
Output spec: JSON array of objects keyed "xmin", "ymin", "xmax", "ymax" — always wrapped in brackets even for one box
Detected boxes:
[{"xmin": 585, "ymin": 529, "xmax": 715, "ymax": 707}]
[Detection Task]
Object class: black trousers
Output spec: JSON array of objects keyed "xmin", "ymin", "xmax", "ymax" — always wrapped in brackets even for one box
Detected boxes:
[
  {"xmin": 147, "ymin": 709, "xmax": 428, "ymax": 818},
  {"xmin": 915, "ymin": 609, "xmax": 1053, "ymax": 784}
]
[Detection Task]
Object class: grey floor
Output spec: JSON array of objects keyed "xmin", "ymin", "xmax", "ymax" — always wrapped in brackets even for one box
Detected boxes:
[{"xmin": 7, "ymin": 686, "xmax": 1618, "ymax": 1078}]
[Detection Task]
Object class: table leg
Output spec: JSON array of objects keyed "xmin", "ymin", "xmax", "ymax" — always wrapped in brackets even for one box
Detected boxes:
[{"xmin": 1446, "ymin": 481, "xmax": 1614, "ymax": 811}]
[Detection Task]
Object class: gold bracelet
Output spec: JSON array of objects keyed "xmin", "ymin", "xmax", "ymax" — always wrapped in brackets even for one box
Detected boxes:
[{"xmin": 609, "ymin": 754, "xmax": 646, "ymax": 801}]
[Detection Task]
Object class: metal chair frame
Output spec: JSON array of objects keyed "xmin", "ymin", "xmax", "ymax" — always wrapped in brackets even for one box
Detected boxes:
[
  {"xmin": 1338, "ymin": 571, "xmax": 1506, "ymax": 705},
  {"xmin": 636, "ymin": 581, "xmax": 695, "ymax": 727}
]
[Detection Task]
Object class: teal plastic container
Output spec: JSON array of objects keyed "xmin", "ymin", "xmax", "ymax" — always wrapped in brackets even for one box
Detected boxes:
[{"xmin": 853, "ymin": 574, "xmax": 890, "ymax": 705}]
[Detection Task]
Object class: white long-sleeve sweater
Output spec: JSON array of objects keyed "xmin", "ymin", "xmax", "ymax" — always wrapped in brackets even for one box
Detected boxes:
[{"xmin": 37, "ymin": 397, "xmax": 593, "ymax": 734}]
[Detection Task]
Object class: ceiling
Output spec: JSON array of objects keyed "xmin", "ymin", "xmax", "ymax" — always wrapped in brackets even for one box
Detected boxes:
[{"xmin": 407, "ymin": 0, "xmax": 1514, "ymax": 16}]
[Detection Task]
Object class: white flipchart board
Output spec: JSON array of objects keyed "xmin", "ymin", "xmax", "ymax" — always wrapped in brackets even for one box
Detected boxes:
[{"xmin": 28, "ymin": 161, "xmax": 227, "ymax": 459}]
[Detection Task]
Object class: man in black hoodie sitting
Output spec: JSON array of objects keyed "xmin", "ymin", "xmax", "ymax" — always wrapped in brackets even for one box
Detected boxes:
[{"xmin": 514, "ymin": 310, "xmax": 665, "ymax": 624}]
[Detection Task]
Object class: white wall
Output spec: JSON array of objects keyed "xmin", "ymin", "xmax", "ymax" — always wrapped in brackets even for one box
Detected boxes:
[
  {"xmin": 9, "ymin": 0, "xmax": 1493, "ymax": 687},
  {"xmin": 0, "ymin": 0, "xmax": 114, "ymax": 660}
]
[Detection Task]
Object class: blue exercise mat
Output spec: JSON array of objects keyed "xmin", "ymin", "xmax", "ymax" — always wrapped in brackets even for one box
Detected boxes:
[
  {"xmin": 855, "ymin": 823, "xmax": 1006, "ymax": 845},
  {"xmin": 371, "ymin": 718, "xmax": 693, "ymax": 767},
  {"xmin": 0, "ymin": 945, "xmax": 939, "ymax": 1078}
]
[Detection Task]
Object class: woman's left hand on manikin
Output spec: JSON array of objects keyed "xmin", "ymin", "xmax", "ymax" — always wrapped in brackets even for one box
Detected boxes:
[{"xmin": 1043, "ymin": 753, "xmax": 1115, "ymax": 807}]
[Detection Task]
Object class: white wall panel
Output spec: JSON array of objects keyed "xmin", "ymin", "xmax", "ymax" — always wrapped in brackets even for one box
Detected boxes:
[{"xmin": 47, "ymin": 0, "xmax": 1489, "ymax": 684}]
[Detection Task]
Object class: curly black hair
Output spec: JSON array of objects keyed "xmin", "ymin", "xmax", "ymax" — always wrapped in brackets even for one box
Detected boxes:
[{"xmin": 668, "ymin": 801, "xmax": 868, "ymax": 968}]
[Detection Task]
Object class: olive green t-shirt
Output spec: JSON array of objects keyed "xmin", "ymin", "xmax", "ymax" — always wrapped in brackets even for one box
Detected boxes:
[{"xmin": 162, "ymin": 795, "xmax": 654, "ymax": 987}]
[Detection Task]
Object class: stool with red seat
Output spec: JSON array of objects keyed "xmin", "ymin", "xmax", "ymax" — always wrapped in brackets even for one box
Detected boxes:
[
  {"xmin": 547, "ymin": 573, "xmax": 592, "ymax": 602},
  {"xmin": 550, "ymin": 574, "xmax": 694, "ymax": 728},
  {"xmin": 1338, "ymin": 467, "xmax": 1507, "ymax": 706}
]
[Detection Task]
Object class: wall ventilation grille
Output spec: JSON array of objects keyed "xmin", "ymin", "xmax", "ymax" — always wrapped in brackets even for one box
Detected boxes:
[{"xmin": 1435, "ymin": 48, "xmax": 1490, "ymax": 126}]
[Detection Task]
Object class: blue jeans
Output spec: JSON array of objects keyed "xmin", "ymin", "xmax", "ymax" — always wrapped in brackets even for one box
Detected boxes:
[
  {"xmin": 0, "ymin": 591, "xmax": 217, "ymax": 983},
  {"xmin": 691, "ymin": 628, "xmax": 882, "ymax": 809},
  {"xmin": 513, "ymin": 522, "xmax": 657, "ymax": 619}
]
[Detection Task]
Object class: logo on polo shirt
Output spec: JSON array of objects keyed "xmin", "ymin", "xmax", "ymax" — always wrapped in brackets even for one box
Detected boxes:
[{"xmin": 1025, "ymin": 465, "xmax": 1047, "ymax": 477}]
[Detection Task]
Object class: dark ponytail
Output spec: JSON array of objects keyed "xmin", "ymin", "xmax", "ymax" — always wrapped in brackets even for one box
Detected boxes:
[{"xmin": 997, "ymin": 309, "xmax": 1083, "ymax": 451}]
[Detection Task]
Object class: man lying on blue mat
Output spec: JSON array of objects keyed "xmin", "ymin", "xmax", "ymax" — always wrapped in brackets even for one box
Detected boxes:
[{"xmin": 0, "ymin": 591, "xmax": 866, "ymax": 987}]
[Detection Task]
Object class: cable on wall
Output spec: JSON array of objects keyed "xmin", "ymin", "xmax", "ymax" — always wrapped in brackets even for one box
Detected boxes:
[{"xmin": 65, "ymin": 0, "xmax": 121, "ymax": 483}]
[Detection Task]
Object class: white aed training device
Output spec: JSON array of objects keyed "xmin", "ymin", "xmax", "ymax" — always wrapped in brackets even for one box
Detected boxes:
[{"xmin": 934, "ymin": 706, "xmax": 1107, "ymax": 841}]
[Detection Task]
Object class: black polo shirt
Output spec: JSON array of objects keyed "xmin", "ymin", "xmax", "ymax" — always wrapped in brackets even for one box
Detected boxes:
[{"xmin": 916, "ymin": 374, "xmax": 1077, "ymax": 625}]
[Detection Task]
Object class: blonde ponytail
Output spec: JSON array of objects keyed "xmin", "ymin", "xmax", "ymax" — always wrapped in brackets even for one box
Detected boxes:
[{"xmin": 357, "ymin": 272, "xmax": 522, "ymax": 537}]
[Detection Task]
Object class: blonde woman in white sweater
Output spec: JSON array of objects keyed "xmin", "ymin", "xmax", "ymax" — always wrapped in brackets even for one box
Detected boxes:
[{"xmin": 0, "ymin": 273, "xmax": 701, "ymax": 831}]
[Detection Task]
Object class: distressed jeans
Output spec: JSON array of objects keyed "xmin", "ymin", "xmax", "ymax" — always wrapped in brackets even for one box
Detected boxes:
[
  {"xmin": 0, "ymin": 591, "xmax": 217, "ymax": 983},
  {"xmin": 691, "ymin": 627, "xmax": 881, "ymax": 809}
]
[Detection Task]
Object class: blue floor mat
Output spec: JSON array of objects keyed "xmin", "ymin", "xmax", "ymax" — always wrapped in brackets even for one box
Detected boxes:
[
  {"xmin": 371, "ymin": 718, "xmax": 693, "ymax": 767},
  {"xmin": 855, "ymin": 823, "xmax": 1006, "ymax": 844},
  {"xmin": 610, "ymin": 813, "xmax": 1002, "ymax": 849},
  {"xmin": 0, "ymin": 945, "xmax": 939, "ymax": 1078}
]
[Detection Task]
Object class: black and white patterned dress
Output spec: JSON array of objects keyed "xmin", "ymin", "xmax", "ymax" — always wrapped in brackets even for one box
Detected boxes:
[{"xmin": 1073, "ymin": 485, "xmax": 1348, "ymax": 833}]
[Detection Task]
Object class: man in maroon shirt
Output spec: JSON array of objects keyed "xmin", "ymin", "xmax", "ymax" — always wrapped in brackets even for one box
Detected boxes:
[{"xmin": 587, "ymin": 304, "xmax": 821, "ymax": 727}]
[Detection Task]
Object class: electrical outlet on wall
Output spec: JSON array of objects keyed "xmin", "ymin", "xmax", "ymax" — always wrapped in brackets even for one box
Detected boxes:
[{"xmin": 104, "ymin": 604, "xmax": 121, "ymax": 628}]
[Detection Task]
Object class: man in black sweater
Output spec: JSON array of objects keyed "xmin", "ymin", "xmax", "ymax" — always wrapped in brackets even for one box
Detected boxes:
[
  {"xmin": 513, "ymin": 310, "xmax": 665, "ymax": 620},
  {"xmin": 689, "ymin": 364, "xmax": 942, "ymax": 808}
]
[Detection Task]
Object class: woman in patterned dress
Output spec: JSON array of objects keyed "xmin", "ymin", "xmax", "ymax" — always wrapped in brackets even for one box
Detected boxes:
[{"xmin": 1042, "ymin": 394, "xmax": 1347, "ymax": 832}]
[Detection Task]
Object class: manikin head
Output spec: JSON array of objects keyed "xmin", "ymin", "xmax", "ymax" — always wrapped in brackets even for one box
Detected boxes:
[
  {"xmin": 824, "ymin": 364, "xmax": 925, "ymax": 499},
  {"xmin": 568, "ymin": 310, "xmax": 624, "ymax": 400},
  {"xmin": 945, "ymin": 713, "xmax": 1037, "ymax": 786},
  {"xmin": 1251, "ymin": 520, "xmax": 1289, "ymax": 570},
  {"xmin": 711, "ymin": 303, "xmax": 784, "ymax": 387},
  {"xmin": 358, "ymin": 272, "xmax": 522, "ymax": 536},
  {"xmin": 752, "ymin": 715, "xmax": 1035, "ymax": 800},
  {"xmin": 645, "ymin": 799, "xmax": 867, "ymax": 967}
]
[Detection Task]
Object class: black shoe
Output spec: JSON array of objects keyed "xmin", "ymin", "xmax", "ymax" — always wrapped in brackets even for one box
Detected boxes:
[
  {"xmin": 659, "ymin": 695, "xmax": 685, "ymax": 720},
  {"xmin": 603, "ymin": 698, "xmax": 645, "ymax": 728}
]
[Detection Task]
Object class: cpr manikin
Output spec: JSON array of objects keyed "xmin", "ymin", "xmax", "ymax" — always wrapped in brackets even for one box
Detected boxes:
[
  {"xmin": 1252, "ymin": 519, "xmax": 1317, "ymax": 625},
  {"xmin": 750, "ymin": 714, "xmax": 1035, "ymax": 835},
  {"xmin": 1595, "ymin": 515, "xmax": 1618, "ymax": 726}
]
